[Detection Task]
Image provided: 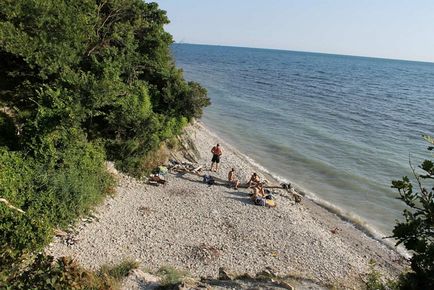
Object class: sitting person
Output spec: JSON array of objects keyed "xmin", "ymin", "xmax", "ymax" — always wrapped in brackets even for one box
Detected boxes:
[
  {"xmin": 250, "ymin": 183, "xmax": 276, "ymax": 208},
  {"xmin": 248, "ymin": 172, "xmax": 261, "ymax": 187},
  {"xmin": 227, "ymin": 168, "xmax": 240, "ymax": 190},
  {"xmin": 251, "ymin": 183, "xmax": 265, "ymax": 198},
  {"xmin": 253, "ymin": 195, "xmax": 276, "ymax": 208}
]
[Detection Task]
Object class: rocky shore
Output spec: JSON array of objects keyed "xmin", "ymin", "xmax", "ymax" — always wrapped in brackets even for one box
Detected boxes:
[{"xmin": 47, "ymin": 121, "xmax": 406, "ymax": 289}]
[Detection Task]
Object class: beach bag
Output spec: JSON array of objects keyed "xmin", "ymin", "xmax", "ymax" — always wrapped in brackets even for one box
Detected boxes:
[
  {"xmin": 254, "ymin": 197, "xmax": 266, "ymax": 206},
  {"xmin": 207, "ymin": 176, "xmax": 215, "ymax": 185},
  {"xmin": 158, "ymin": 166, "xmax": 168, "ymax": 176},
  {"xmin": 265, "ymin": 194, "xmax": 273, "ymax": 200},
  {"xmin": 203, "ymin": 174, "xmax": 215, "ymax": 185}
]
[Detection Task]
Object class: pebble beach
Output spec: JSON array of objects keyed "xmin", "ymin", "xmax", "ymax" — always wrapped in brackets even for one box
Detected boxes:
[{"xmin": 47, "ymin": 121, "xmax": 406, "ymax": 289}]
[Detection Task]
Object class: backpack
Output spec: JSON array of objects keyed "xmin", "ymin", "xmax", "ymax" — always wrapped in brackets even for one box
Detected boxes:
[
  {"xmin": 203, "ymin": 174, "xmax": 215, "ymax": 185},
  {"xmin": 254, "ymin": 197, "xmax": 266, "ymax": 206}
]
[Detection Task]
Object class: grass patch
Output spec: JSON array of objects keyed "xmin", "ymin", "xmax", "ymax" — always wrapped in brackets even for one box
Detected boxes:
[
  {"xmin": 365, "ymin": 259, "xmax": 399, "ymax": 290},
  {"xmin": 99, "ymin": 259, "xmax": 140, "ymax": 281},
  {"xmin": 156, "ymin": 266, "xmax": 188, "ymax": 288},
  {"xmin": 3, "ymin": 255, "xmax": 139, "ymax": 290}
]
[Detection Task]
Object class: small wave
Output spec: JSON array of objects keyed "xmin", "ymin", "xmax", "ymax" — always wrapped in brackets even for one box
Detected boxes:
[{"xmin": 254, "ymin": 80, "xmax": 273, "ymax": 86}]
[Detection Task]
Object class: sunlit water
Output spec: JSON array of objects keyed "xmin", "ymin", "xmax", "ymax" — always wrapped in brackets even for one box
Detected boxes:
[{"xmin": 172, "ymin": 43, "xmax": 434, "ymax": 237}]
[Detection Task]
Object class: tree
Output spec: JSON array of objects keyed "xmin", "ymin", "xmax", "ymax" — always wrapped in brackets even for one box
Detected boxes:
[
  {"xmin": 0, "ymin": 0, "xmax": 210, "ymax": 176},
  {"xmin": 1, "ymin": 1, "xmax": 210, "ymax": 285},
  {"xmin": 391, "ymin": 135, "xmax": 434, "ymax": 289}
]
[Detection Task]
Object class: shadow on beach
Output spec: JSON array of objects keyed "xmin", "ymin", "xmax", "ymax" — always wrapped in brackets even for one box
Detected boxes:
[
  {"xmin": 171, "ymin": 171, "xmax": 232, "ymax": 188},
  {"xmin": 225, "ymin": 190, "xmax": 253, "ymax": 206}
]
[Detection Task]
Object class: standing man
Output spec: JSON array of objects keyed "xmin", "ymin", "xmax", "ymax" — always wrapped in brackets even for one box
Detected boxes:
[{"xmin": 210, "ymin": 143, "xmax": 223, "ymax": 172}]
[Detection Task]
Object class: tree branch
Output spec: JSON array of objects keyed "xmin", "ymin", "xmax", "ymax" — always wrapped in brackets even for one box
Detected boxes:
[{"xmin": 0, "ymin": 198, "xmax": 25, "ymax": 214}]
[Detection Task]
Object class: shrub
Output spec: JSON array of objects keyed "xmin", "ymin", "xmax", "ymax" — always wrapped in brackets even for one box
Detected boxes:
[
  {"xmin": 391, "ymin": 135, "xmax": 434, "ymax": 289},
  {"xmin": 157, "ymin": 266, "xmax": 188, "ymax": 287},
  {"xmin": 365, "ymin": 259, "xmax": 399, "ymax": 290},
  {"xmin": 0, "ymin": 0, "xmax": 208, "ymax": 286},
  {"xmin": 0, "ymin": 129, "xmax": 113, "ymax": 284},
  {"xmin": 98, "ymin": 259, "xmax": 140, "ymax": 281},
  {"xmin": 3, "ymin": 254, "xmax": 138, "ymax": 290}
]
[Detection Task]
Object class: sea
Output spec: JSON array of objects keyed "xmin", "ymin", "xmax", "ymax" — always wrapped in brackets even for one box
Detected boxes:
[{"xmin": 171, "ymin": 43, "xmax": 434, "ymax": 239}]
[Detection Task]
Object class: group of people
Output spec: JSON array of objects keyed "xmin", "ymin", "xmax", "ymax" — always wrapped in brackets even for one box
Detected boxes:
[
  {"xmin": 210, "ymin": 143, "xmax": 275, "ymax": 208},
  {"xmin": 247, "ymin": 172, "xmax": 276, "ymax": 208}
]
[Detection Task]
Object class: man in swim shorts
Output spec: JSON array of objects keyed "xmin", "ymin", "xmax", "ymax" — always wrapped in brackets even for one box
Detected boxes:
[
  {"xmin": 210, "ymin": 143, "xmax": 222, "ymax": 172},
  {"xmin": 248, "ymin": 172, "xmax": 260, "ymax": 187}
]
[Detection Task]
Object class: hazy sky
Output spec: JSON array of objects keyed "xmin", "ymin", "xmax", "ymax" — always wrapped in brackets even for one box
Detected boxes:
[{"xmin": 153, "ymin": 0, "xmax": 434, "ymax": 62}]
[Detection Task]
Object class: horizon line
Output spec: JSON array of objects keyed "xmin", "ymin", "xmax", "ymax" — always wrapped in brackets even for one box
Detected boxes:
[{"xmin": 173, "ymin": 41, "xmax": 434, "ymax": 65}]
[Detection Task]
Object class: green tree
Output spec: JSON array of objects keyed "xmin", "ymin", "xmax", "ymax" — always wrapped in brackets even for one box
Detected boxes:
[
  {"xmin": 1, "ymin": 0, "xmax": 209, "ymax": 285},
  {"xmin": 391, "ymin": 135, "xmax": 434, "ymax": 289},
  {"xmin": 0, "ymin": 0, "xmax": 210, "ymax": 175}
]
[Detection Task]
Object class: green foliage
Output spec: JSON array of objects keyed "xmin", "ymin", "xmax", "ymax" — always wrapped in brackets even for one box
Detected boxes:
[
  {"xmin": 3, "ymin": 254, "xmax": 138, "ymax": 290},
  {"xmin": 0, "ymin": 0, "xmax": 209, "ymax": 176},
  {"xmin": 365, "ymin": 259, "xmax": 399, "ymax": 290},
  {"xmin": 98, "ymin": 259, "xmax": 140, "ymax": 281},
  {"xmin": 0, "ymin": 131, "xmax": 113, "ymax": 256},
  {"xmin": 391, "ymin": 136, "xmax": 434, "ymax": 289},
  {"xmin": 157, "ymin": 266, "xmax": 188, "ymax": 287},
  {"xmin": 0, "ymin": 0, "xmax": 208, "ymax": 285}
]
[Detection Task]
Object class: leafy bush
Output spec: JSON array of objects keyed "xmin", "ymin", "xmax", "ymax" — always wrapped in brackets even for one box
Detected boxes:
[
  {"xmin": 98, "ymin": 259, "xmax": 140, "ymax": 281},
  {"xmin": 0, "ymin": 130, "xmax": 113, "ymax": 255},
  {"xmin": 3, "ymin": 254, "xmax": 138, "ymax": 290},
  {"xmin": 391, "ymin": 135, "xmax": 434, "ymax": 289},
  {"xmin": 0, "ymin": 0, "xmax": 209, "ymax": 286},
  {"xmin": 157, "ymin": 266, "xmax": 188, "ymax": 287},
  {"xmin": 0, "ymin": 0, "xmax": 209, "ymax": 177},
  {"xmin": 365, "ymin": 259, "xmax": 399, "ymax": 290}
]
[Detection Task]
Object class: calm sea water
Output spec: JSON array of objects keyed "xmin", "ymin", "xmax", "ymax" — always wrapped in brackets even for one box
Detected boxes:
[{"xmin": 172, "ymin": 43, "xmax": 434, "ymax": 237}]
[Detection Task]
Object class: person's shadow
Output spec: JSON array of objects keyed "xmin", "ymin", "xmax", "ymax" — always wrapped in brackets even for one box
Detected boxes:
[{"xmin": 225, "ymin": 190, "xmax": 252, "ymax": 206}]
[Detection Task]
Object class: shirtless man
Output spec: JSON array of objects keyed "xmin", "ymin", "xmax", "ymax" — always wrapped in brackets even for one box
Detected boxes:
[
  {"xmin": 227, "ymin": 168, "xmax": 240, "ymax": 190},
  {"xmin": 210, "ymin": 143, "xmax": 223, "ymax": 172},
  {"xmin": 248, "ymin": 172, "xmax": 260, "ymax": 187}
]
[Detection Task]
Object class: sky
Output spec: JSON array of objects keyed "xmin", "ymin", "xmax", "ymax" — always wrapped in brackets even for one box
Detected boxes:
[{"xmin": 153, "ymin": 0, "xmax": 434, "ymax": 63}]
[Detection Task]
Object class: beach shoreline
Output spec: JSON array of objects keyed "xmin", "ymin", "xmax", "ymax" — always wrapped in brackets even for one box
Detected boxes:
[
  {"xmin": 201, "ymin": 121, "xmax": 407, "ymax": 255},
  {"xmin": 47, "ymin": 121, "xmax": 406, "ymax": 289}
]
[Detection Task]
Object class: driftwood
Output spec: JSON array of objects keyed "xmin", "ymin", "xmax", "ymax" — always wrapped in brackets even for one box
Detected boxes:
[
  {"xmin": 192, "ymin": 165, "xmax": 203, "ymax": 174},
  {"xmin": 149, "ymin": 175, "xmax": 166, "ymax": 184},
  {"xmin": 170, "ymin": 162, "xmax": 204, "ymax": 176},
  {"xmin": 0, "ymin": 198, "xmax": 25, "ymax": 213}
]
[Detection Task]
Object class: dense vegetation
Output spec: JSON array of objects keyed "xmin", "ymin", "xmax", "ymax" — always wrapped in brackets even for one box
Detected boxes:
[
  {"xmin": 390, "ymin": 135, "xmax": 434, "ymax": 289},
  {"xmin": 0, "ymin": 0, "xmax": 209, "ymax": 287}
]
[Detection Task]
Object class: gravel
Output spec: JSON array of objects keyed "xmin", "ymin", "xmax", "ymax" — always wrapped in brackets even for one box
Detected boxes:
[{"xmin": 46, "ymin": 121, "xmax": 405, "ymax": 288}]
